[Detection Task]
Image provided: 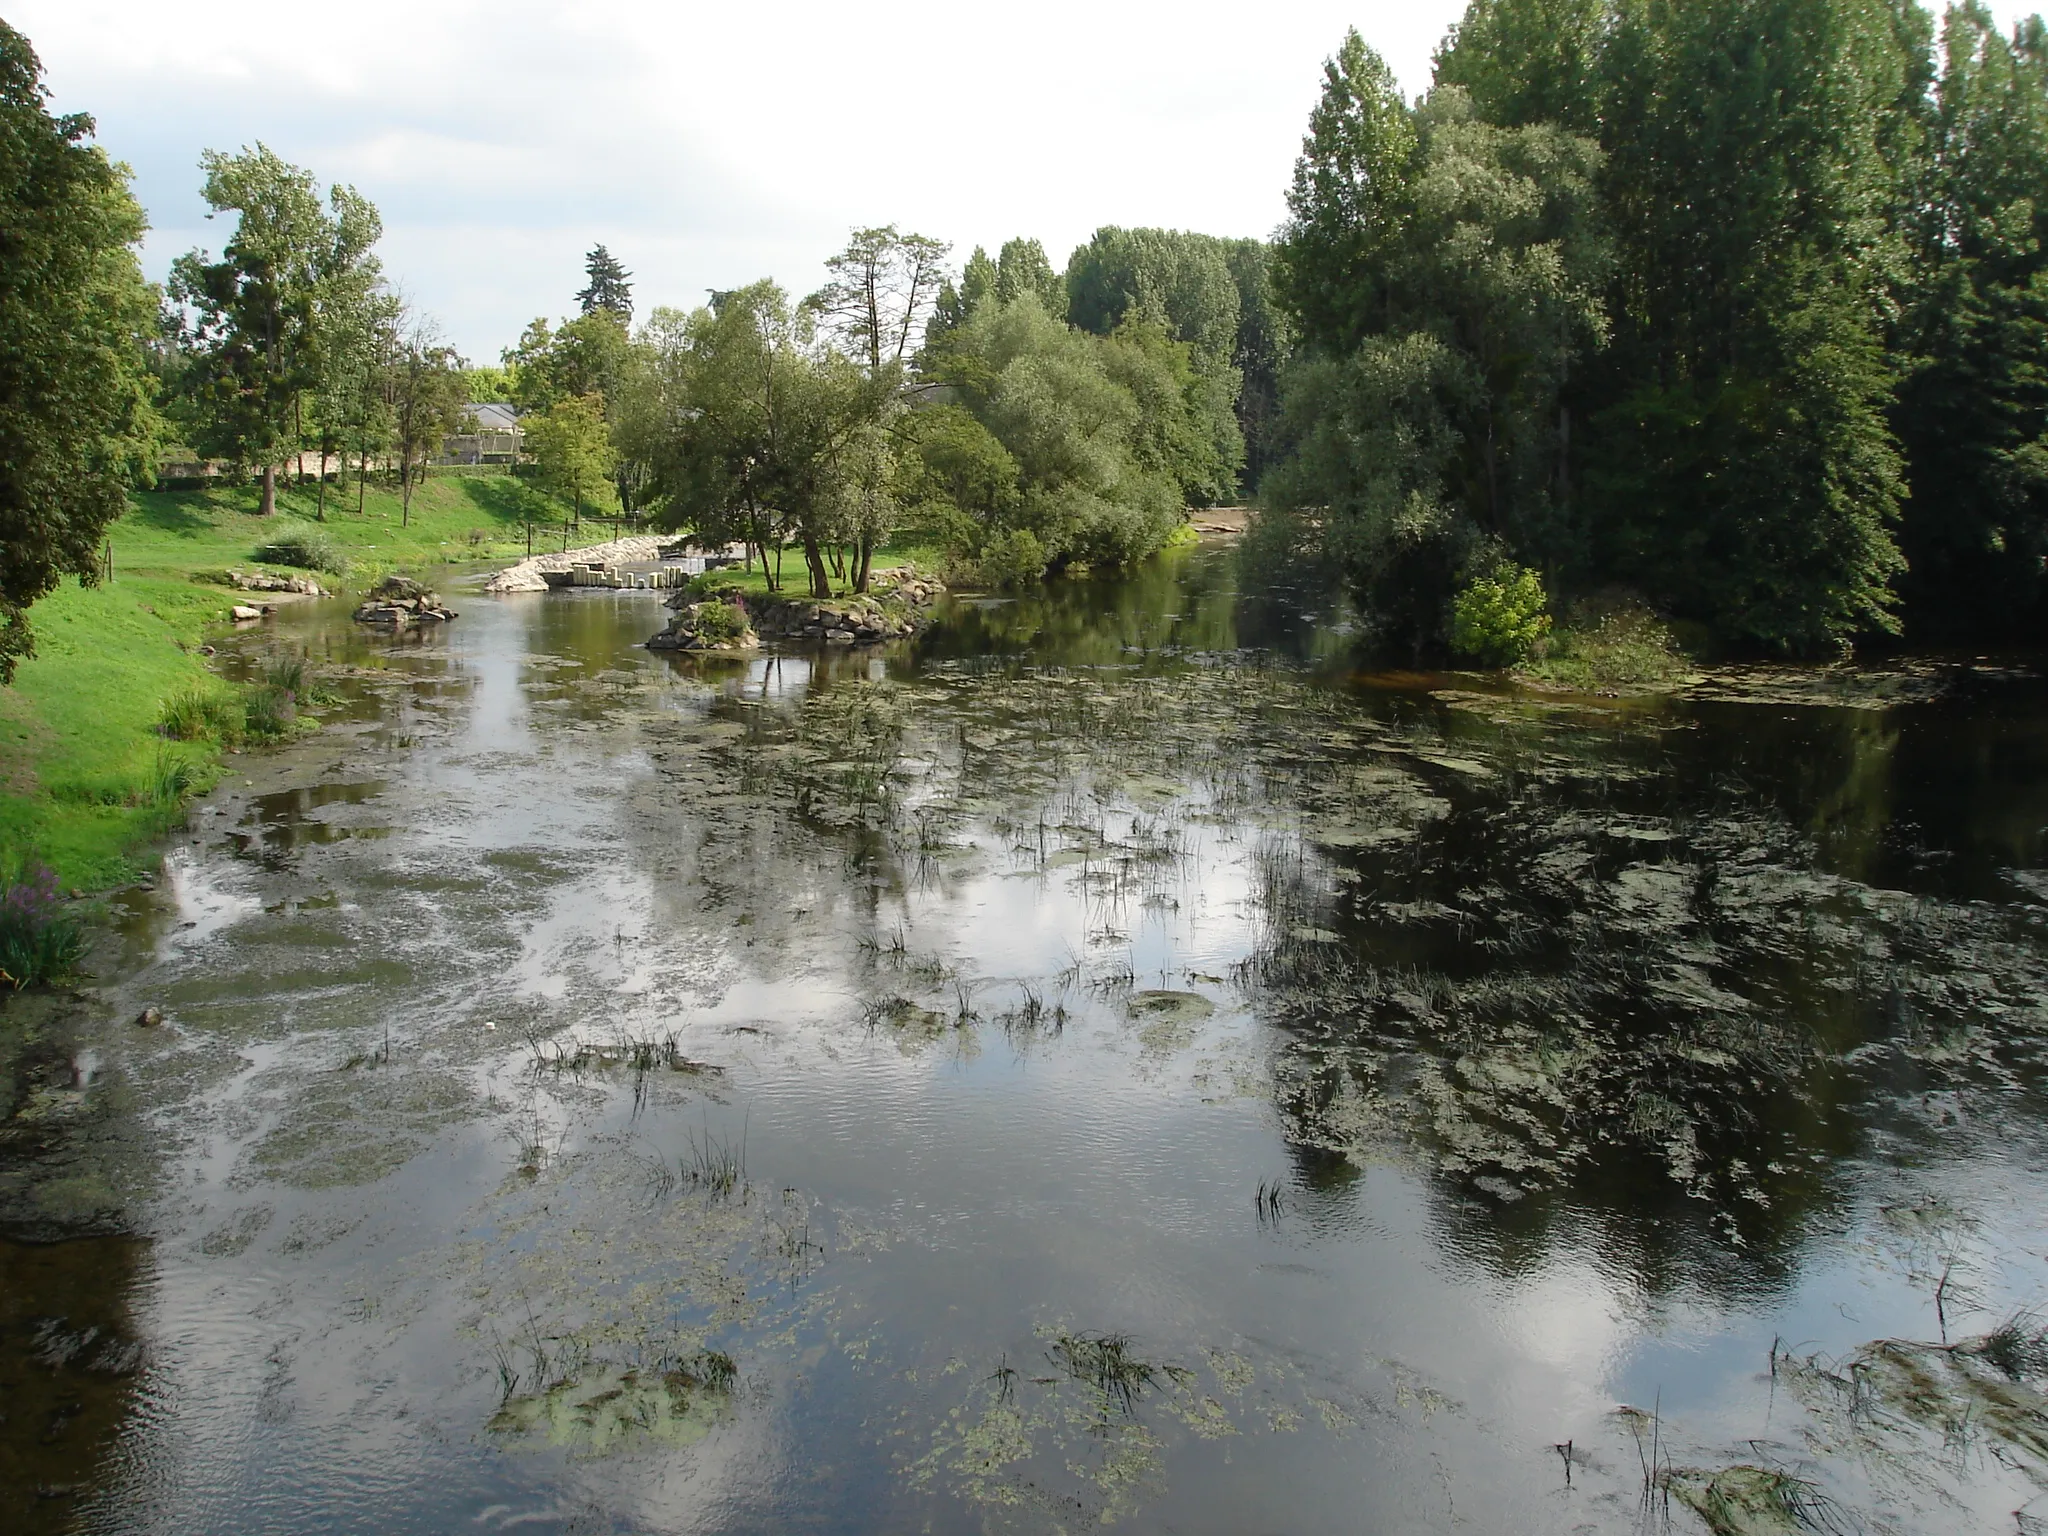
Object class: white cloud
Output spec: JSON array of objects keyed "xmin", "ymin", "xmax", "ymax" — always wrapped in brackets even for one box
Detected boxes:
[{"xmin": 14, "ymin": 1, "xmax": 2041, "ymax": 358}]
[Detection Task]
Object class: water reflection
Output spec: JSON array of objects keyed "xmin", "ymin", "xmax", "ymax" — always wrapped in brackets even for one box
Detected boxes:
[{"xmin": 7, "ymin": 546, "xmax": 2043, "ymax": 1534}]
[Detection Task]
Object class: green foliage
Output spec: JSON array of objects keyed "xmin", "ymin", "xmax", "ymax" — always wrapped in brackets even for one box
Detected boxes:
[
  {"xmin": 1269, "ymin": 78, "xmax": 1607, "ymax": 652},
  {"xmin": 1273, "ymin": 2, "xmax": 1935, "ymax": 655},
  {"xmin": 974, "ymin": 528, "xmax": 1048, "ymax": 588},
  {"xmin": 156, "ymin": 684, "xmax": 244, "ymax": 745},
  {"xmin": 0, "ymin": 23, "xmax": 162, "ymax": 681},
  {"xmin": 1064, "ymin": 227, "xmax": 1248, "ymax": 502},
  {"xmin": 1520, "ymin": 600, "xmax": 1692, "ymax": 691},
  {"xmin": 1275, "ymin": 30, "xmax": 1419, "ymax": 357},
  {"xmin": 1890, "ymin": 2, "xmax": 2048, "ymax": 639},
  {"xmin": 169, "ymin": 143, "xmax": 382, "ymax": 514},
  {"xmin": 242, "ymin": 683, "xmax": 298, "ymax": 739},
  {"xmin": 525, "ymin": 393, "xmax": 619, "ymax": 522},
  {"xmin": 252, "ymin": 520, "xmax": 348, "ymax": 574},
  {"xmin": 1451, "ymin": 563, "xmax": 1552, "ymax": 663},
  {"xmin": 689, "ymin": 596, "xmax": 749, "ymax": 643},
  {"xmin": 916, "ymin": 288, "xmax": 1214, "ymax": 574}
]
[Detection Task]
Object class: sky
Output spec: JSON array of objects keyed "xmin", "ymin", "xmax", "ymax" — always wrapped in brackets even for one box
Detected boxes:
[{"xmin": 13, "ymin": 1, "xmax": 2042, "ymax": 362}]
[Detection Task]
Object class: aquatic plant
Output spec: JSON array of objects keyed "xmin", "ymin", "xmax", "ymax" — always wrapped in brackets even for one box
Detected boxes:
[
  {"xmin": 1046, "ymin": 1331, "xmax": 1157, "ymax": 1415},
  {"xmin": 0, "ymin": 861, "xmax": 83, "ymax": 987},
  {"xmin": 1662, "ymin": 1464, "xmax": 1852, "ymax": 1536}
]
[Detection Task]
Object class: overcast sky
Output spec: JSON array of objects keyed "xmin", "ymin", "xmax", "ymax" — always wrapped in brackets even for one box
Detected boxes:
[{"xmin": 13, "ymin": 1, "xmax": 2041, "ymax": 363}]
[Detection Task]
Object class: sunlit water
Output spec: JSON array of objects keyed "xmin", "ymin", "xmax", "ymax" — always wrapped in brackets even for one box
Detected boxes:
[{"xmin": 7, "ymin": 544, "xmax": 2048, "ymax": 1534}]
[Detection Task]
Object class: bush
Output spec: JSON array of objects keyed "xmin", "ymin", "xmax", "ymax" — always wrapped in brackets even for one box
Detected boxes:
[
  {"xmin": 157, "ymin": 685, "xmax": 244, "ymax": 745},
  {"xmin": 690, "ymin": 597, "xmax": 750, "ymax": 644},
  {"xmin": 1522, "ymin": 601, "xmax": 1693, "ymax": 692},
  {"xmin": 1451, "ymin": 564, "xmax": 1552, "ymax": 666},
  {"xmin": 0, "ymin": 863, "xmax": 84, "ymax": 988},
  {"xmin": 254, "ymin": 521, "xmax": 349, "ymax": 575},
  {"xmin": 976, "ymin": 528, "xmax": 1048, "ymax": 589}
]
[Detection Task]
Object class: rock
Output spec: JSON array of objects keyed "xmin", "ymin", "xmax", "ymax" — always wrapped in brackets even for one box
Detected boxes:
[
  {"xmin": 198, "ymin": 645, "xmax": 215, "ymax": 656},
  {"xmin": 230, "ymin": 604, "xmax": 265, "ymax": 622},
  {"xmin": 354, "ymin": 574, "xmax": 456, "ymax": 626},
  {"xmin": 136, "ymin": 1005, "xmax": 163, "ymax": 1028},
  {"xmin": 825, "ymin": 628, "xmax": 855, "ymax": 644}
]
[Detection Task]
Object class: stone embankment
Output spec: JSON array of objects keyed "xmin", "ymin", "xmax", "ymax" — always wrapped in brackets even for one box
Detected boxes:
[{"xmin": 483, "ymin": 536, "xmax": 670, "ymax": 593}]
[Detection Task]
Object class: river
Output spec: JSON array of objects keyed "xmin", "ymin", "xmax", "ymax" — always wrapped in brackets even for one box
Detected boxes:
[{"xmin": 5, "ymin": 542, "xmax": 2047, "ymax": 1534}]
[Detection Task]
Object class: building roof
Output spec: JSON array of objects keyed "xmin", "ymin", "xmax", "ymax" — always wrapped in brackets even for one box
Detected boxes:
[{"xmin": 466, "ymin": 402, "xmax": 522, "ymax": 432}]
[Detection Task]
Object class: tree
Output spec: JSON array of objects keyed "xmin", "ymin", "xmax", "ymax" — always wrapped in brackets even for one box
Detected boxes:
[
  {"xmin": 1274, "ymin": 30, "xmax": 1419, "ymax": 357},
  {"xmin": 170, "ymin": 145, "xmax": 378, "ymax": 515},
  {"xmin": 308, "ymin": 242, "xmax": 394, "ymax": 520},
  {"xmin": 524, "ymin": 392, "xmax": 616, "ymax": 534},
  {"xmin": 0, "ymin": 22, "xmax": 161, "ymax": 680},
  {"xmin": 1432, "ymin": 0, "xmax": 1608, "ymax": 132},
  {"xmin": 807, "ymin": 225, "xmax": 951, "ymax": 375},
  {"xmin": 637, "ymin": 283, "xmax": 881, "ymax": 598},
  {"xmin": 1267, "ymin": 87, "xmax": 1610, "ymax": 652},
  {"xmin": 918, "ymin": 295, "xmax": 1202, "ymax": 575},
  {"xmin": 807, "ymin": 226, "xmax": 950, "ymax": 587},
  {"xmin": 504, "ymin": 308, "xmax": 644, "ymax": 517},
  {"xmin": 1583, "ymin": 0, "xmax": 1915, "ymax": 652},
  {"xmin": 1891, "ymin": 3, "xmax": 2048, "ymax": 638},
  {"xmin": 576, "ymin": 244, "xmax": 633, "ymax": 324},
  {"xmin": 1065, "ymin": 227, "xmax": 1248, "ymax": 501},
  {"xmin": 384, "ymin": 315, "xmax": 468, "ymax": 526}
]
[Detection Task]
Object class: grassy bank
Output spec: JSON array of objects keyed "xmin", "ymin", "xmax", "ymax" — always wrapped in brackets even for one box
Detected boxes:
[
  {"xmin": 0, "ymin": 476, "xmax": 954, "ymax": 891},
  {"xmin": 0, "ymin": 474, "xmax": 595, "ymax": 892}
]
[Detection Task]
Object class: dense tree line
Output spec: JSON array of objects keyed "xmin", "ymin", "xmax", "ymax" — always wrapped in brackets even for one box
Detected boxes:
[{"xmin": 1272, "ymin": 0, "xmax": 2048, "ymax": 655}]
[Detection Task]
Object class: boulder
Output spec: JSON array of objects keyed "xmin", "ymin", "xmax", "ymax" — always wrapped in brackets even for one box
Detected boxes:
[{"xmin": 230, "ymin": 604, "xmax": 267, "ymax": 622}]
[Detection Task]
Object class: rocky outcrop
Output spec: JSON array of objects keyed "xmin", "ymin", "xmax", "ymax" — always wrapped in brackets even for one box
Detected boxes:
[
  {"xmin": 689, "ymin": 567, "xmax": 945, "ymax": 648},
  {"xmin": 645, "ymin": 597, "xmax": 758, "ymax": 652},
  {"xmin": 353, "ymin": 575, "xmax": 457, "ymax": 625}
]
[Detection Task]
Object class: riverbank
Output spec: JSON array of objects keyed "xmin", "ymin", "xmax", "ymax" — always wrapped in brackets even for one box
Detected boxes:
[{"xmin": 0, "ymin": 475, "xmax": 591, "ymax": 890}]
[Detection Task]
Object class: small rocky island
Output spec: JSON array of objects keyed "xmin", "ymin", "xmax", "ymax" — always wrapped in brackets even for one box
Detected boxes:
[
  {"xmin": 646, "ymin": 567, "xmax": 944, "ymax": 653},
  {"xmin": 353, "ymin": 575, "xmax": 458, "ymax": 626}
]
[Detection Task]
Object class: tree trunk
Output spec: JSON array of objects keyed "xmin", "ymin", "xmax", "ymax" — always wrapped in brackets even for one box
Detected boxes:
[
  {"xmin": 358, "ymin": 446, "xmax": 368, "ymax": 515},
  {"xmin": 317, "ymin": 449, "xmax": 329, "ymax": 521},
  {"xmin": 802, "ymin": 533, "xmax": 832, "ymax": 599},
  {"xmin": 259, "ymin": 463, "xmax": 277, "ymax": 516},
  {"xmin": 401, "ymin": 448, "xmax": 413, "ymax": 526},
  {"xmin": 854, "ymin": 536, "xmax": 874, "ymax": 593}
]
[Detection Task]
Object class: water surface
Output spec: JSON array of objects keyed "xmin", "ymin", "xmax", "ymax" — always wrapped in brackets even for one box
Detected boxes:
[{"xmin": 6, "ymin": 545, "xmax": 2048, "ymax": 1534}]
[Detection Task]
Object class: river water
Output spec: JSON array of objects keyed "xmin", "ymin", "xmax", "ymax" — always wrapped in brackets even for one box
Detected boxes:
[{"xmin": 6, "ymin": 543, "xmax": 2048, "ymax": 1534}]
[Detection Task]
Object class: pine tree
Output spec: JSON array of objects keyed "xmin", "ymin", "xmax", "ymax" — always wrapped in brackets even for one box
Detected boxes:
[{"xmin": 576, "ymin": 245, "xmax": 633, "ymax": 324}]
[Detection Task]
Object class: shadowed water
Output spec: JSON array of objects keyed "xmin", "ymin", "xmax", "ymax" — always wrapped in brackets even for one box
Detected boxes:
[{"xmin": 5, "ymin": 544, "xmax": 2047, "ymax": 1534}]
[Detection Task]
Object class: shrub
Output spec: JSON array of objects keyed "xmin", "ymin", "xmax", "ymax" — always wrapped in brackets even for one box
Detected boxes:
[
  {"xmin": 690, "ymin": 597, "xmax": 750, "ymax": 644},
  {"xmin": 1451, "ymin": 564, "xmax": 1552, "ymax": 666},
  {"xmin": 157, "ymin": 686, "xmax": 244, "ymax": 745},
  {"xmin": 1522, "ymin": 600, "xmax": 1693, "ymax": 692},
  {"xmin": 0, "ymin": 863, "xmax": 84, "ymax": 988},
  {"xmin": 976, "ymin": 528, "xmax": 1048, "ymax": 589},
  {"xmin": 254, "ymin": 521, "xmax": 349, "ymax": 575}
]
